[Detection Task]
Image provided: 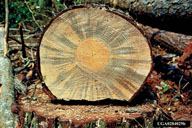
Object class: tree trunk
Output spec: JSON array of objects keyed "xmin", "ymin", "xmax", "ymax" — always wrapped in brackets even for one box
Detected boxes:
[
  {"xmin": 0, "ymin": 0, "xmax": 17, "ymax": 126},
  {"xmin": 80, "ymin": 0, "xmax": 192, "ymax": 19},
  {"xmin": 0, "ymin": 27, "xmax": 17, "ymax": 127},
  {"xmin": 138, "ymin": 24, "xmax": 192, "ymax": 55}
]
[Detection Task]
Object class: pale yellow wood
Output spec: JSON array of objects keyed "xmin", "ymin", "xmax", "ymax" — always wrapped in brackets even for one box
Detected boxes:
[
  {"xmin": 76, "ymin": 38, "xmax": 110, "ymax": 71},
  {"xmin": 39, "ymin": 7, "xmax": 152, "ymax": 101}
]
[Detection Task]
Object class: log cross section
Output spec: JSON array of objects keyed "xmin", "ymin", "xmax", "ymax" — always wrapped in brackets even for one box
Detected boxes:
[{"xmin": 38, "ymin": 7, "xmax": 152, "ymax": 101}]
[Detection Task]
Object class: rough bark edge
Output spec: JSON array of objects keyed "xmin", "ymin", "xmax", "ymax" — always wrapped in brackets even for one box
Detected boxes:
[
  {"xmin": 77, "ymin": 0, "xmax": 192, "ymax": 20},
  {"xmin": 139, "ymin": 25, "xmax": 192, "ymax": 55},
  {"xmin": 12, "ymin": 103, "xmax": 157, "ymax": 128},
  {"xmin": 36, "ymin": 5, "xmax": 153, "ymax": 103}
]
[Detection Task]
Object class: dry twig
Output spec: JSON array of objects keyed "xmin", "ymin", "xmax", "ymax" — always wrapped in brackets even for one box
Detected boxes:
[
  {"xmin": 24, "ymin": 0, "xmax": 43, "ymax": 32},
  {"xmin": 19, "ymin": 23, "xmax": 27, "ymax": 58},
  {"xmin": 3, "ymin": 0, "xmax": 9, "ymax": 57}
]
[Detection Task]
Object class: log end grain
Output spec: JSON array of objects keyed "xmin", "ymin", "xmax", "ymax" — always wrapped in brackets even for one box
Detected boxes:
[{"xmin": 37, "ymin": 6, "xmax": 152, "ymax": 101}]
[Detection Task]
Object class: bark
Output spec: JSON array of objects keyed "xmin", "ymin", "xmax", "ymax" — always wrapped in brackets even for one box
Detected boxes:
[
  {"xmin": 4, "ymin": 0, "xmax": 9, "ymax": 57},
  {"xmin": 11, "ymin": 82, "xmax": 162, "ymax": 128},
  {"xmin": 75, "ymin": 0, "xmax": 192, "ymax": 19},
  {"xmin": 12, "ymin": 103, "xmax": 158, "ymax": 128},
  {"xmin": 19, "ymin": 23, "xmax": 27, "ymax": 58},
  {"xmin": 139, "ymin": 24, "xmax": 192, "ymax": 55},
  {"xmin": 0, "ymin": 27, "xmax": 17, "ymax": 127},
  {"xmin": 0, "ymin": 1, "xmax": 18, "ymax": 126}
]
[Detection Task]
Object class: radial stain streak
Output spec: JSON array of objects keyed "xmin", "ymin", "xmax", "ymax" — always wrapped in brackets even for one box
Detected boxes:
[
  {"xmin": 116, "ymin": 78, "xmax": 136, "ymax": 93},
  {"xmin": 52, "ymin": 70, "xmax": 73, "ymax": 88},
  {"xmin": 41, "ymin": 39, "xmax": 75, "ymax": 53},
  {"xmin": 68, "ymin": 16, "xmax": 85, "ymax": 40},
  {"xmin": 84, "ymin": 78, "xmax": 89, "ymax": 99},
  {"xmin": 41, "ymin": 57, "xmax": 74, "ymax": 65},
  {"xmin": 40, "ymin": 44, "xmax": 64, "ymax": 53},
  {"xmin": 107, "ymin": 82, "xmax": 126, "ymax": 99},
  {"xmin": 56, "ymin": 35, "xmax": 78, "ymax": 49},
  {"xmin": 55, "ymin": 63, "xmax": 74, "ymax": 71},
  {"xmin": 85, "ymin": 12, "xmax": 93, "ymax": 38},
  {"xmin": 111, "ymin": 46, "xmax": 135, "ymax": 54}
]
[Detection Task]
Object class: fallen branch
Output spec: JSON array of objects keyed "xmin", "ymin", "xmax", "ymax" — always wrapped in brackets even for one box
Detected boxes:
[
  {"xmin": 19, "ymin": 23, "xmax": 27, "ymax": 58},
  {"xmin": 9, "ymin": 28, "xmax": 31, "ymax": 32},
  {"xmin": 0, "ymin": 1, "xmax": 18, "ymax": 127},
  {"xmin": 3, "ymin": 0, "xmax": 9, "ymax": 57},
  {"xmin": 8, "ymin": 36, "xmax": 35, "ymax": 50},
  {"xmin": 138, "ymin": 24, "xmax": 192, "ymax": 55},
  {"xmin": 14, "ymin": 60, "xmax": 32, "ymax": 73},
  {"xmin": 24, "ymin": 0, "xmax": 43, "ymax": 32},
  {"xmin": 0, "ymin": 27, "xmax": 17, "ymax": 127}
]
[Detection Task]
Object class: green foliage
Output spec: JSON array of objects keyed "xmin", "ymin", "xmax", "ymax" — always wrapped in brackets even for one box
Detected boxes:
[
  {"xmin": 43, "ymin": 75, "xmax": 46, "ymax": 80},
  {"xmin": 84, "ymin": 120, "xmax": 106, "ymax": 128},
  {"xmin": 84, "ymin": 121, "xmax": 97, "ymax": 128},
  {"xmin": 23, "ymin": 112, "xmax": 33, "ymax": 127},
  {"xmin": 56, "ymin": 0, "xmax": 64, "ymax": 7},
  {"xmin": 11, "ymin": 1, "xmax": 33, "ymax": 27},
  {"xmin": 0, "ymin": 1, "xmax": 5, "ymax": 24},
  {"xmin": 0, "ymin": 0, "xmax": 66, "ymax": 28},
  {"xmin": 74, "ymin": 0, "xmax": 82, "ymax": 5},
  {"xmin": 0, "ymin": 0, "xmax": 32, "ymax": 27},
  {"xmin": 160, "ymin": 81, "xmax": 169, "ymax": 93}
]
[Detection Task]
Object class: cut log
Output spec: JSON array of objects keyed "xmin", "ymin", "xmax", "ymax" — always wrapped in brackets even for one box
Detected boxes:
[
  {"xmin": 0, "ymin": 27, "xmax": 17, "ymax": 127},
  {"xmin": 83, "ymin": 0, "xmax": 192, "ymax": 18},
  {"xmin": 138, "ymin": 24, "xmax": 192, "ymax": 55},
  {"xmin": 37, "ymin": 6, "xmax": 152, "ymax": 101},
  {"xmin": 12, "ymin": 104, "xmax": 156, "ymax": 128}
]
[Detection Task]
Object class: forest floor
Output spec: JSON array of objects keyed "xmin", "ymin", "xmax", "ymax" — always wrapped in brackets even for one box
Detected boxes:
[{"xmin": 8, "ymin": 26, "xmax": 192, "ymax": 127}]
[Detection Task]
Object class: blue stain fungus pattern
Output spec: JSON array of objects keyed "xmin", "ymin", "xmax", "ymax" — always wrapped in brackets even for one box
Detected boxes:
[{"xmin": 39, "ymin": 7, "xmax": 152, "ymax": 101}]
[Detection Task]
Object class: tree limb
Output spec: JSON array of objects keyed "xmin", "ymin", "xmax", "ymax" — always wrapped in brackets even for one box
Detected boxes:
[
  {"xmin": 24, "ymin": 0, "xmax": 43, "ymax": 32},
  {"xmin": 0, "ymin": 0, "xmax": 18, "ymax": 127},
  {"xmin": 8, "ymin": 36, "xmax": 35, "ymax": 50},
  {"xmin": 19, "ymin": 23, "xmax": 27, "ymax": 58},
  {"xmin": 0, "ymin": 27, "xmax": 17, "ymax": 128},
  {"xmin": 4, "ymin": 0, "xmax": 9, "ymax": 57}
]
